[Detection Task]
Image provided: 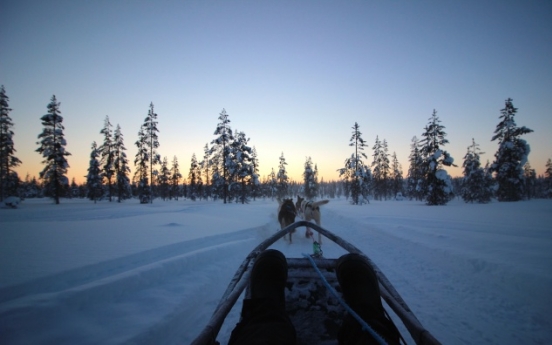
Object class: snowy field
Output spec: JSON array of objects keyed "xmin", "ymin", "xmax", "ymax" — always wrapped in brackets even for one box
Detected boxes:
[{"xmin": 0, "ymin": 197, "xmax": 551, "ymax": 345}]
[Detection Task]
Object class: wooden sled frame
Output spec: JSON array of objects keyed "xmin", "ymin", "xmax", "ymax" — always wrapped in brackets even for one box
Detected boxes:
[{"xmin": 191, "ymin": 221, "xmax": 441, "ymax": 345}]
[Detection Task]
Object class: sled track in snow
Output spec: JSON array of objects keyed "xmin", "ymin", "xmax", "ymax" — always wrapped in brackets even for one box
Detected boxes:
[{"xmin": 0, "ymin": 225, "xmax": 267, "ymax": 345}]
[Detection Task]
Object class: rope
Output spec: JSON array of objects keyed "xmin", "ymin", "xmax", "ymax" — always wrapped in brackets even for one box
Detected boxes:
[{"xmin": 302, "ymin": 253, "xmax": 388, "ymax": 345}]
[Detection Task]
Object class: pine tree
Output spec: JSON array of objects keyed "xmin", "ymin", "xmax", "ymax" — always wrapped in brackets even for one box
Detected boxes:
[
  {"xmin": 490, "ymin": 98, "xmax": 533, "ymax": 201},
  {"xmin": 113, "ymin": 124, "xmax": 131, "ymax": 202},
  {"xmin": 0, "ymin": 85, "xmax": 22, "ymax": 200},
  {"xmin": 338, "ymin": 122, "xmax": 370, "ymax": 205},
  {"xmin": 419, "ymin": 109, "xmax": 455, "ymax": 205},
  {"xmin": 276, "ymin": 152, "xmax": 290, "ymax": 201},
  {"xmin": 406, "ymin": 136, "xmax": 424, "ymax": 200},
  {"xmin": 36, "ymin": 95, "xmax": 71, "ymax": 204},
  {"xmin": 157, "ymin": 156, "xmax": 170, "ymax": 200},
  {"xmin": 229, "ymin": 130, "xmax": 255, "ymax": 204},
  {"xmin": 99, "ymin": 115, "xmax": 115, "ymax": 201},
  {"xmin": 201, "ymin": 143, "xmax": 211, "ymax": 199},
  {"xmin": 268, "ymin": 168, "xmax": 277, "ymax": 200},
  {"xmin": 211, "ymin": 109, "xmax": 233, "ymax": 203},
  {"xmin": 303, "ymin": 156, "xmax": 318, "ymax": 200},
  {"xmin": 86, "ymin": 141, "xmax": 103, "ymax": 203},
  {"xmin": 142, "ymin": 103, "xmax": 161, "ymax": 202},
  {"xmin": 250, "ymin": 146, "xmax": 261, "ymax": 200},
  {"xmin": 390, "ymin": 152, "xmax": 404, "ymax": 199},
  {"xmin": 188, "ymin": 153, "xmax": 202, "ymax": 201},
  {"xmin": 170, "ymin": 155, "xmax": 182, "ymax": 200},
  {"xmin": 460, "ymin": 139, "xmax": 493, "ymax": 203},
  {"xmin": 372, "ymin": 136, "xmax": 390, "ymax": 200},
  {"xmin": 134, "ymin": 126, "xmax": 150, "ymax": 203}
]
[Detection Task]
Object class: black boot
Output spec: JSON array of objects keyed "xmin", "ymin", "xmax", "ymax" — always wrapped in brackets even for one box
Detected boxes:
[
  {"xmin": 336, "ymin": 253, "xmax": 401, "ymax": 345},
  {"xmin": 228, "ymin": 249, "xmax": 296, "ymax": 345},
  {"xmin": 249, "ymin": 249, "xmax": 288, "ymax": 306}
]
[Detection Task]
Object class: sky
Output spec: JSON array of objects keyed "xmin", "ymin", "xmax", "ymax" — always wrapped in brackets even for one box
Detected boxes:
[{"xmin": 1, "ymin": 0, "xmax": 551, "ymax": 184}]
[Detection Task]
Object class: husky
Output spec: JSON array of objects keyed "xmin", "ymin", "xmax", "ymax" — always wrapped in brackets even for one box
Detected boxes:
[
  {"xmin": 278, "ymin": 198, "xmax": 297, "ymax": 243},
  {"xmin": 299, "ymin": 197, "xmax": 329, "ymax": 244}
]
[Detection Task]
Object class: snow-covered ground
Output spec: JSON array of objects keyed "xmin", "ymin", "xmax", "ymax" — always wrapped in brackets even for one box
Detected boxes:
[{"xmin": 1, "ymin": 197, "xmax": 551, "ymax": 345}]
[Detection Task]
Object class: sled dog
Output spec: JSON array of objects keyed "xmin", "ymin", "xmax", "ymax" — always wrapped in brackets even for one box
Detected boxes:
[
  {"xmin": 278, "ymin": 199, "xmax": 297, "ymax": 243},
  {"xmin": 297, "ymin": 197, "xmax": 329, "ymax": 244}
]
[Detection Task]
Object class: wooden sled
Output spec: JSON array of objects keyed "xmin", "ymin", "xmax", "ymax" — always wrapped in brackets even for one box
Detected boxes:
[{"xmin": 191, "ymin": 221, "xmax": 441, "ymax": 345}]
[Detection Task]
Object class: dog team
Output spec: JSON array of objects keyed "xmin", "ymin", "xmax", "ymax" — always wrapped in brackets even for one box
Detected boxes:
[{"xmin": 278, "ymin": 196, "xmax": 329, "ymax": 244}]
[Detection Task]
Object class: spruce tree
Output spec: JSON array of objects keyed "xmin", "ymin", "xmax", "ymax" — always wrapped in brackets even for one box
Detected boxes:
[
  {"xmin": 460, "ymin": 139, "xmax": 493, "ymax": 203},
  {"xmin": 188, "ymin": 153, "xmax": 202, "ymax": 201},
  {"xmin": 170, "ymin": 155, "xmax": 182, "ymax": 200},
  {"xmin": 157, "ymin": 156, "xmax": 170, "ymax": 200},
  {"xmin": 142, "ymin": 103, "xmax": 161, "ymax": 202},
  {"xmin": 230, "ymin": 130, "xmax": 254, "ymax": 204},
  {"xmin": 134, "ymin": 127, "xmax": 150, "ymax": 203},
  {"xmin": 268, "ymin": 167, "xmax": 277, "ymax": 200},
  {"xmin": 211, "ymin": 109, "xmax": 233, "ymax": 203},
  {"xmin": 406, "ymin": 136, "xmax": 424, "ymax": 201},
  {"xmin": 250, "ymin": 146, "xmax": 261, "ymax": 200},
  {"xmin": 490, "ymin": 98, "xmax": 533, "ymax": 201},
  {"xmin": 276, "ymin": 152, "xmax": 290, "ymax": 201},
  {"xmin": 86, "ymin": 141, "xmax": 102, "ymax": 203},
  {"xmin": 419, "ymin": 109, "xmax": 455, "ymax": 205},
  {"xmin": 390, "ymin": 152, "xmax": 404, "ymax": 199},
  {"xmin": 372, "ymin": 136, "xmax": 390, "ymax": 200},
  {"xmin": 99, "ymin": 115, "xmax": 115, "ymax": 201},
  {"xmin": 338, "ymin": 122, "xmax": 370, "ymax": 205},
  {"xmin": 0, "ymin": 85, "xmax": 22, "ymax": 200},
  {"xmin": 201, "ymin": 143, "xmax": 211, "ymax": 199},
  {"xmin": 36, "ymin": 95, "xmax": 71, "ymax": 204},
  {"xmin": 113, "ymin": 124, "xmax": 131, "ymax": 202},
  {"xmin": 303, "ymin": 156, "xmax": 318, "ymax": 200}
]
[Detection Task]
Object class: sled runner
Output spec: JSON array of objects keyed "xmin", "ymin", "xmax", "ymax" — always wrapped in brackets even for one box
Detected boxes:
[{"xmin": 191, "ymin": 221, "xmax": 441, "ymax": 345}]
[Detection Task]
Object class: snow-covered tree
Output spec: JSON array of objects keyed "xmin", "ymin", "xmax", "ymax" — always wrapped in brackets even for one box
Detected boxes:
[
  {"xmin": 276, "ymin": 152, "xmax": 290, "ymax": 201},
  {"xmin": 141, "ymin": 103, "xmax": 161, "ymax": 202},
  {"xmin": 250, "ymin": 146, "xmax": 261, "ymax": 200},
  {"xmin": 0, "ymin": 85, "xmax": 22, "ymax": 200},
  {"xmin": 460, "ymin": 139, "xmax": 493, "ymax": 203},
  {"xmin": 99, "ymin": 115, "xmax": 115, "ymax": 201},
  {"xmin": 170, "ymin": 155, "xmax": 182, "ymax": 200},
  {"xmin": 268, "ymin": 168, "xmax": 277, "ymax": 200},
  {"xmin": 419, "ymin": 109, "xmax": 455, "ymax": 205},
  {"xmin": 188, "ymin": 153, "xmax": 202, "ymax": 201},
  {"xmin": 338, "ymin": 123, "xmax": 370, "ymax": 205},
  {"xmin": 36, "ymin": 95, "xmax": 71, "ymax": 204},
  {"xmin": 201, "ymin": 143, "xmax": 211, "ymax": 199},
  {"xmin": 229, "ymin": 130, "xmax": 255, "ymax": 204},
  {"xmin": 86, "ymin": 141, "xmax": 102, "ymax": 203},
  {"xmin": 157, "ymin": 156, "xmax": 170, "ymax": 200},
  {"xmin": 490, "ymin": 98, "xmax": 533, "ymax": 202},
  {"xmin": 112, "ymin": 124, "xmax": 131, "ymax": 202},
  {"xmin": 134, "ymin": 126, "xmax": 150, "ymax": 203},
  {"xmin": 211, "ymin": 109, "xmax": 233, "ymax": 203},
  {"xmin": 303, "ymin": 156, "xmax": 318, "ymax": 200},
  {"xmin": 372, "ymin": 136, "xmax": 390, "ymax": 200},
  {"xmin": 390, "ymin": 152, "xmax": 404, "ymax": 198},
  {"xmin": 406, "ymin": 136, "xmax": 424, "ymax": 201}
]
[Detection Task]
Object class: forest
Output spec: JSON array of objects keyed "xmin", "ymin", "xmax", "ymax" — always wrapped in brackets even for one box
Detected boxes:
[{"xmin": 1, "ymin": 86, "xmax": 551, "ymax": 206}]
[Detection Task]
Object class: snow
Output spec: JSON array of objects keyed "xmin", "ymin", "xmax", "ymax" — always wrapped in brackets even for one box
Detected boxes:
[{"xmin": 1, "ymin": 198, "xmax": 551, "ymax": 345}]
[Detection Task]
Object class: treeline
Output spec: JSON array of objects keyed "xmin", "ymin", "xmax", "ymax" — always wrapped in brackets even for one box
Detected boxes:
[{"xmin": 1, "ymin": 85, "xmax": 552, "ymax": 205}]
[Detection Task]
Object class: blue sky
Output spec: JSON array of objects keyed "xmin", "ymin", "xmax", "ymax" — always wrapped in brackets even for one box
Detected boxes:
[{"xmin": 1, "ymin": 0, "xmax": 551, "ymax": 184}]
